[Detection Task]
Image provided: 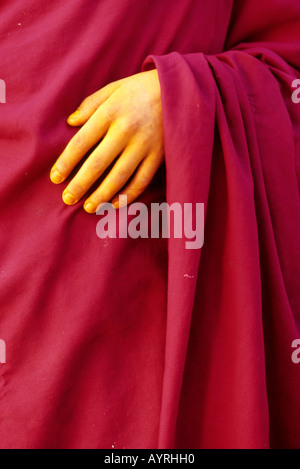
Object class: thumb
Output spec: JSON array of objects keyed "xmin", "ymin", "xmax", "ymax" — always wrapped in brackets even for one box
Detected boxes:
[{"xmin": 67, "ymin": 80, "xmax": 122, "ymax": 126}]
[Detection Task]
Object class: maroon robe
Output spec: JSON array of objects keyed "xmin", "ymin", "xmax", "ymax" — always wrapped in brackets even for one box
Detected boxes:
[{"xmin": 0, "ymin": 0, "xmax": 300, "ymax": 449}]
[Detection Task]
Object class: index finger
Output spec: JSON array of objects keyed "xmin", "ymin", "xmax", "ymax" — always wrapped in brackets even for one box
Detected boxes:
[{"xmin": 50, "ymin": 106, "xmax": 111, "ymax": 184}]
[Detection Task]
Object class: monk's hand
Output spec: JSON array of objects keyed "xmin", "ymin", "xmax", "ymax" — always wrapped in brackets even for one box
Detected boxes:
[{"xmin": 50, "ymin": 69, "xmax": 164, "ymax": 213}]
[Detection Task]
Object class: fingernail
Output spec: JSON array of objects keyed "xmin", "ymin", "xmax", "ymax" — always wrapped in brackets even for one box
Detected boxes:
[
  {"xmin": 50, "ymin": 168, "xmax": 63, "ymax": 184},
  {"xmin": 84, "ymin": 202, "xmax": 96, "ymax": 213},
  {"xmin": 63, "ymin": 192, "xmax": 76, "ymax": 205},
  {"xmin": 68, "ymin": 110, "xmax": 81, "ymax": 121}
]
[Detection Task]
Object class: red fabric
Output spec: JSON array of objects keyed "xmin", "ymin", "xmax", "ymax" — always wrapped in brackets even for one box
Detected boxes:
[{"xmin": 0, "ymin": 0, "xmax": 300, "ymax": 449}]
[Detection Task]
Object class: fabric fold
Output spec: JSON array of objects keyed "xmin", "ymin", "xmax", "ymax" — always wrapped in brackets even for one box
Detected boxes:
[
  {"xmin": 0, "ymin": 0, "xmax": 299, "ymax": 449},
  {"xmin": 144, "ymin": 32, "xmax": 300, "ymax": 447}
]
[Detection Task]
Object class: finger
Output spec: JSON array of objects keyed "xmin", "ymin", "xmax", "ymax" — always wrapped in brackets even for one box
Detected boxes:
[
  {"xmin": 50, "ymin": 104, "xmax": 112, "ymax": 184},
  {"xmin": 67, "ymin": 80, "xmax": 123, "ymax": 127},
  {"xmin": 83, "ymin": 145, "xmax": 145, "ymax": 213},
  {"xmin": 62, "ymin": 122, "xmax": 129, "ymax": 205},
  {"xmin": 111, "ymin": 153, "xmax": 164, "ymax": 208}
]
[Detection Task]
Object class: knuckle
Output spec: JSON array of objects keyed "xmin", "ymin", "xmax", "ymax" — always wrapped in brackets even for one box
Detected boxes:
[
  {"xmin": 55, "ymin": 158, "xmax": 71, "ymax": 175},
  {"xmin": 102, "ymin": 108, "xmax": 114, "ymax": 123},
  {"xmin": 90, "ymin": 155, "xmax": 104, "ymax": 173},
  {"xmin": 92, "ymin": 187, "xmax": 111, "ymax": 203},
  {"xmin": 126, "ymin": 116, "xmax": 139, "ymax": 133},
  {"xmin": 127, "ymin": 186, "xmax": 142, "ymax": 199},
  {"xmin": 70, "ymin": 131, "xmax": 87, "ymax": 152},
  {"xmin": 69, "ymin": 180, "xmax": 85, "ymax": 194},
  {"xmin": 99, "ymin": 190, "xmax": 111, "ymax": 202},
  {"xmin": 81, "ymin": 94, "xmax": 96, "ymax": 108},
  {"xmin": 135, "ymin": 173, "xmax": 150, "ymax": 191},
  {"xmin": 117, "ymin": 117, "xmax": 137, "ymax": 136},
  {"xmin": 113, "ymin": 167, "xmax": 129, "ymax": 184}
]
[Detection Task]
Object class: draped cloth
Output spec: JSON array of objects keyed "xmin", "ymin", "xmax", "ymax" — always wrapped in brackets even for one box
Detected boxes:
[{"xmin": 0, "ymin": 0, "xmax": 299, "ymax": 449}]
